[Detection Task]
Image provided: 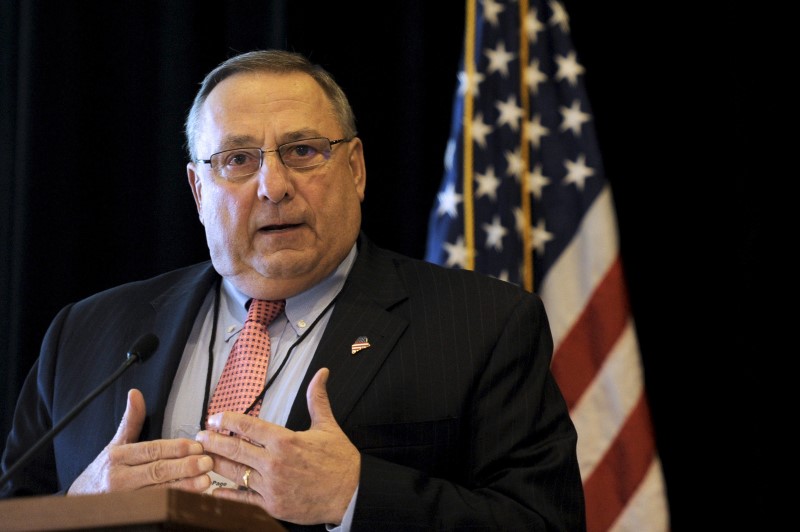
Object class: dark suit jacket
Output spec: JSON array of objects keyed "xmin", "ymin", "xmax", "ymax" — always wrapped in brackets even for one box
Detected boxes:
[{"xmin": 1, "ymin": 234, "xmax": 586, "ymax": 530}]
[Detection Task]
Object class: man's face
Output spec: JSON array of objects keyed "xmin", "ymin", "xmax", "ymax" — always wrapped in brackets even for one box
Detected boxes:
[{"xmin": 186, "ymin": 71, "xmax": 366, "ymax": 300}]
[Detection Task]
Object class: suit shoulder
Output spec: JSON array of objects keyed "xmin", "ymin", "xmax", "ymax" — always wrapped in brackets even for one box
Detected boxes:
[{"xmin": 370, "ymin": 243, "xmax": 540, "ymax": 305}]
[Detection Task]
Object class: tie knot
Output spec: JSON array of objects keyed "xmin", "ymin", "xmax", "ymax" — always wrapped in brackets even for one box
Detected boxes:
[{"xmin": 246, "ymin": 299, "xmax": 285, "ymax": 326}]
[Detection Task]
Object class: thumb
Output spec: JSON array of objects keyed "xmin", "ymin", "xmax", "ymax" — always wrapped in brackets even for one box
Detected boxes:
[
  {"xmin": 306, "ymin": 368, "xmax": 337, "ymax": 430},
  {"xmin": 110, "ymin": 389, "xmax": 146, "ymax": 446}
]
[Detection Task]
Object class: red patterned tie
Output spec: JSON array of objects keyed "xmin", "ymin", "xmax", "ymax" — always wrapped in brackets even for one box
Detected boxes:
[{"xmin": 207, "ymin": 299, "xmax": 285, "ymax": 420}]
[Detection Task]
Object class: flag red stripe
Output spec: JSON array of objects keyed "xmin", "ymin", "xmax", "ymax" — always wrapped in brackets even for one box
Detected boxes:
[
  {"xmin": 551, "ymin": 256, "xmax": 630, "ymax": 409},
  {"xmin": 582, "ymin": 395, "xmax": 658, "ymax": 531}
]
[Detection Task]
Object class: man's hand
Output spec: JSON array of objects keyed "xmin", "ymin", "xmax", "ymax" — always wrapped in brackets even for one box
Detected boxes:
[
  {"xmin": 68, "ymin": 389, "xmax": 213, "ymax": 494},
  {"xmin": 196, "ymin": 368, "xmax": 361, "ymax": 525}
]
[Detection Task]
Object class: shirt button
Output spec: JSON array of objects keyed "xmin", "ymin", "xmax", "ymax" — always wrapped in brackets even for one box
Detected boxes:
[{"xmin": 298, "ymin": 319, "xmax": 307, "ymax": 328}]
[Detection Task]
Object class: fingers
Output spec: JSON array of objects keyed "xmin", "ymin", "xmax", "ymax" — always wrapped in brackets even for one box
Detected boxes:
[
  {"xmin": 70, "ymin": 389, "xmax": 217, "ymax": 494},
  {"xmin": 110, "ymin": 389, "xmax": 146, "ymax": 446},
  {"xmin": 203, "ymin": 411, "xmax": 277, "ymax": 449},
  {"xmin": 68, "ymin": 439, "xmax": 213, "ymax": 494},
  {"xmin": 111, "ymin": 439, "xmax": 206, "ymax": 466},
  {"xmin": 110, "ymin": 441, "xmax": 213, "ymax": 487},
  {"xmin": 138, "ymin": 448, "xmax": 212, "ymax": 490},
  {"xmin": 201, "ymin": 367, "xmax": 337, "ymax": 446},
  {"xmin": 111, "ymin": 390, "xmax": 213, "ymax": 486},
  {"xmin": 197, "ymin": 370, "xmax": 359, "ymax": 524},
  {"xmin": 306, "ymin": 368, "xmax": 335, "ymax": 430},
  {"xmin": 165, "ymin": 472, "xmax": 213, "ymax": 493},
  {"xmin": 201, "ymin": 451, "xmax": 262, "ymax": 492},
  {"xmin": 196, "ymin": 418, "xmax": 283, "ymax": 498},
  {"xmin": 142, "ymin": 454, "xmax": 213, "ymax": 487},
  {"xmin": 196, "ymin": 423, "xmax": 268, "ymax": 466}
]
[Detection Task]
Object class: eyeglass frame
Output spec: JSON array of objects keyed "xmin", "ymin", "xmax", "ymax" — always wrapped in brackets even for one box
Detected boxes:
[{"xmin": 193, "ymin": 136, "xmax": 356, "ymax": 179}]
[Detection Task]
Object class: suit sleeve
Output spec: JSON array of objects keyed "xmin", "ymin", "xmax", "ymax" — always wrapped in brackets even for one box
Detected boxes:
[
  {"xmin": 0, "ymin": 305, "xmax": 71, "ymax": 498},
  {"xmin": 352, "ymin": 293, "xmax": 586, "ymax": 531}
]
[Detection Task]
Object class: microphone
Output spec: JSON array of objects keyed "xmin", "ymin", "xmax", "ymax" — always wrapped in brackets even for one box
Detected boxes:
[
  {"xmin": 126, "ymin": 333, "xmax": 159, "ymax": 364},
  {"xmin": 0, "ymin": 333, "xmax": 160, "ymax": 489}
]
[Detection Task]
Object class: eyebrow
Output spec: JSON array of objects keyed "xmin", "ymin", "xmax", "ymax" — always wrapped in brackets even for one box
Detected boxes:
[
  {"xmin": 216, "ymin": 135, "xmax": 261, "ymax": 152},
  {"xmin": 282, "ymin": 129, "xmax": 322, "ymax": 142},
  {"xmin": 215, "ymin": 129, "xmax": 324, "ymax": 152}
]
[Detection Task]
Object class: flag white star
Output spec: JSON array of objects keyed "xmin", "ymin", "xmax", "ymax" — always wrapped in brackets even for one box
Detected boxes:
[
  {"xmin": 484, "ymin": 41, "xmax": 516, "ymax": 77},
  {"xmin": 531, "ymin": 218, "xmax": 554, "ymax": 255},
  {"xmin": 525, "ymin": 8, "xmax": 544, "ymax": 43},
  {"xmin": 443, "ymin": 235, "xmax": 470, "ymax": 268},
  {"xmin": 482, "ymin": 0, "xmax": 505, "ymax": 27},
  {"xmin": 525, "ymin": 58, "xmax": 548, "ymax": 95},
  {"xmin": 504, "ymin": 146, "xmax": 524, "ymax": 180},
  {"xmin": 496, "ymin": 95, "xmax": 523, "ymax": 131},
  {"xmin": 549, "ymin": 1, "xmax": 570, "ymax": 32},
  {"xmin": 513, "ymin": 206, "xmax": 530, "ymax": 237},
  {"xmin": 563, "ymin": 153, "xmax": 595, "ymax": 191},
  {"xmin": 560, "ymin": 99, "xmax": 591, "ymax": 136},
  {"xmin": 475, "ymin": 166, "xmax": 502, "ymax": 200},
  {"xmin": 471, "ymin": 112, "xmax": 493, "ymax": 148},
  {"xmin": 527, "ymin": 163, "xmax": 550, "ymax": 199},
  {"xmin": 555, "ymin": 51, "xmax": 585, "ymax": 86},
  {"xmin": 526, "ymin": 113, "xmax": 550, "ymax": 149},
  {"xmin": 458, "ymin": 69, "xmax": 485, "ymax": 97},
  {"xmin": 482, "ymin": 215, "xmax": 508, "ymax": 251},
  {"xmin": 436, "ymin": 182, "xmax": 463, "ymax": 218}
]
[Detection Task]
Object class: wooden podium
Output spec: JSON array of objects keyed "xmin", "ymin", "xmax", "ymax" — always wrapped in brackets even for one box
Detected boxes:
[{"xmin": 0, "ymin": 488, "xmax": 285, "ymax": 531}]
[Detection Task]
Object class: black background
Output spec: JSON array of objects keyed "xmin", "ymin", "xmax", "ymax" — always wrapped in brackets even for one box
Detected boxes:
[{"xmin": 1, "ymin": 1, "xmax": 763, "ymax": 527}]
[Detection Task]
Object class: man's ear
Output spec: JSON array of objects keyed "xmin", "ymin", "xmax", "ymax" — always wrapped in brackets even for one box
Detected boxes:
[
  {"xmin": 348, "ymin": 138, "xmax": 366, "ymax": 201},
  {"xmin": 187, "ymin": 162, "xmax": 203, "ymax": 223}
]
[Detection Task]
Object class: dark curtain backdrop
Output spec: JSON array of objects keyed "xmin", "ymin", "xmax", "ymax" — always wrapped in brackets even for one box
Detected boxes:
[{"xmin": 1, "ymin": 1, "xmax": 762, "ymax": 528}]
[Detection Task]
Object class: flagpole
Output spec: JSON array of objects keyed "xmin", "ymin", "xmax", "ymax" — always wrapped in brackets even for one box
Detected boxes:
[
  {"xmin": 462, "ymin": 0, "xmax": 476, "ymax": 271},
  {"xmin": 518, "ymin": 0, "xmax": 533, "ymax": 292}
]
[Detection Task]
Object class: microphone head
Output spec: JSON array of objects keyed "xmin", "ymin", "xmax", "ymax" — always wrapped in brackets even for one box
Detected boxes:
[{"xmin": 126, "ymin": 333, "xmax": 159, "ymax": 363}]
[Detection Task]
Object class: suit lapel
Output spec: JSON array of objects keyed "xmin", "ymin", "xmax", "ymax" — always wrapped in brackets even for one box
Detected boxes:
[
  {"xmin": 286, "ymin": 236, "xmax": 408, "ymax": 430},
  {"xmin": 117, "ymin": 263, "xmax": 219, "ymax": 439}
]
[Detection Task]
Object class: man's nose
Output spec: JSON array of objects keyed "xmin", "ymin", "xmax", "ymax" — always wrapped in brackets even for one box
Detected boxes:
[{"xmin": 256, "ymin": 153, "xmax": 291, "ymax": 203}]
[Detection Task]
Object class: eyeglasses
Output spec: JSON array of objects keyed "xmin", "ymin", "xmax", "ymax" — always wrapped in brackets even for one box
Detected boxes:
[{"xmin": 195, "ymin": 136, "xmax": 354, "ymax": 181}]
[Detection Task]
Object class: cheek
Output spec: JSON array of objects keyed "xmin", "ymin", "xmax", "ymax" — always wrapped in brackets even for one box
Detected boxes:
[
  {"xmin": 306, "ymin": 183, "xmax": 343, "ymax": 221},
  {"xmin": 201, "ymin": 187, "xmax": 249, "ymax": 237},
  {"xmin": 202, "ymin": 194, "xmax": 251, "ymax": 270},
  {"xmin": 311, "ymin": 182, "xmax": 362, "ymax": 236}
]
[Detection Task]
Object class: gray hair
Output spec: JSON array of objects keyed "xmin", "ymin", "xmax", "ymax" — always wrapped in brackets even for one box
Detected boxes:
[{"xmin": 184, "ymin": 49, "xmax": 357, "ymax": 160}]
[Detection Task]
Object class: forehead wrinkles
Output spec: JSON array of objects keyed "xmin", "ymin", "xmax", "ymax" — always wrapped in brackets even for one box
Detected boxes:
[
  {"xmin": 200, "ymin": 73, "xmax": 338, "ymax": 146},
  {"xmin": 214, "ymin": 72, "xmax": 328, "ymax": 115}
]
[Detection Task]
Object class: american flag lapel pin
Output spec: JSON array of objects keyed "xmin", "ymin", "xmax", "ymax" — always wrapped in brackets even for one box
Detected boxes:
[{"xmin": 351, "ymin": 336, "xmax": 370, "ymax": 355}]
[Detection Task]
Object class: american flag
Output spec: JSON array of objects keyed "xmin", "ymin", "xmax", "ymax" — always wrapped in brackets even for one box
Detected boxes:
[{"xmin": 425, "ymin": 1, "xmax": 670, "ymax": 530}]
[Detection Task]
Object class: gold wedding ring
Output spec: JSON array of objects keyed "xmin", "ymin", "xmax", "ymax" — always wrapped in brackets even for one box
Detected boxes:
[{"xmin": 242, "ymin": 467, "xmax": 252, "ymax": 489}]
